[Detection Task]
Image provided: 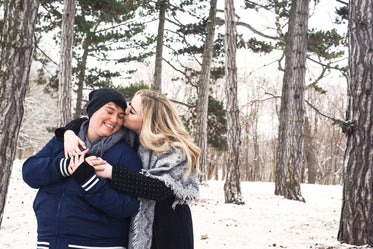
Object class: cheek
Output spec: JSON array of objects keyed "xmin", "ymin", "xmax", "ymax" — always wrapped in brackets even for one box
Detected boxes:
[
  {"xmin": 117, "ymin": 119, "xmax": 124, "ymax": 126},
  {"xmin": 134, "ymin": 118, "xmax": 142, "ymax": 129}
]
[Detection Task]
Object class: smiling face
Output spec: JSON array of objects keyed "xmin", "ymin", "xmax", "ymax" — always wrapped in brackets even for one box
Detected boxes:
[
  {"xmin": 123, "ymin": 94, "xmax": 143, "ymax": 134},
  {"xmin": 87, "ymin": 102, "xmax": 125, "ymax": 141}
]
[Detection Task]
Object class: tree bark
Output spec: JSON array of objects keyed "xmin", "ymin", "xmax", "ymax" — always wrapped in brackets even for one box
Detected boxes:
[
  {"xmin": 223, "ymin": 0, "xmax": 244, "ymax": 204},
  {"xmin": 303, "ymin": 116, "xmax": 317, "ymax": 184},
  {"xmin": 58, "ymin": 0, "xmax": 75, "ymax": 126},
  {"xmin": 274, "ymin": 0, "xmax": 309, "ymax": 202},
  {"xmin": 196, "ymin": 0, "xmax": 217, "ymax": 183},
  {"xmin": 338, "ymin": 0, "xmax": 373, "ymax": 245},
  {"xmin": 153, "ymin": 0, "xmax": 166, "ymax": 92},
  {"xmin": 0, "ymin": 0, "xmax": 39, "ymax": 226},
  {"xmin": 74, "ymin": 38, "xmax": 89, "ymax": 119}
]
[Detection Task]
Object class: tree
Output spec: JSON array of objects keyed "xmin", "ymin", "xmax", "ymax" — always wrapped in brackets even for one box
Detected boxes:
[
  {"xmin": 58, "ymin": 0, "xmax": 75, "ymax": 126},
  {"xmin": 223, "ymin": 0, "xmax": 244, "ymax": 204},
  {"xmin": 338, "ymin": 0, "xmax": 373, "ymax": 246},
  {"xmin": 196, "ymin": 0, "xmax": 217, "ymax": 183},
  {"xmin": 274, "ymin": 0, "xmax": 309, "ymax": 202},
  {"xmin": 37, "ymin": 0, "xmax": 154, "ymax": 118},
  {"xmin": 0, "ymin": 0, "xmax": 39, "ymax": 226}
]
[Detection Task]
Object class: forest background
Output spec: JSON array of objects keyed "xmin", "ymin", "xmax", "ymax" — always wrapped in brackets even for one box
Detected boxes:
[
  {"xmin": 4, "ymin": 0, "xmax": 347, "ymax": 185},
  {"xmin": 6, "ymin": 0, "xmax": 373, "ymax": 247}
]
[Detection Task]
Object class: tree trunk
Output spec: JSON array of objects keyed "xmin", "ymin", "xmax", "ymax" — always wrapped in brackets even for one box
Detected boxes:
[
  {"xmin": 253, "ymin": 109, "xmax": 260, "ymax": 181},
  {"xmin": 274, "ymin": 0, "xmax": 309, "ymax": 202},
  {"xmin": 0, "ymin": 0, "xmax": 39, "ymax": 227},
  {"xmin": 223, "ymin": 0, "xmax": 244, "ymax": 205},
  {"xmin": 58, "ymin": 0, "xmax": 75, "ymax": 126},
  {"xmin": 304, "ymin": 116, "xmax": 317, "ymax": 184},
  {"xmin": 338, "ymin": 1, "xmax": 373, "ymax": 245},
  {"xmin": 74, "ymin": 39, "xmax": 89, "ymax": 119},
  {"xmin": 153, "ymin": 0, "xmax": 166, "ymax": 92},
  {"xmin": 196, "ymin": 0, "xmax": 217, "ymax": 183}
]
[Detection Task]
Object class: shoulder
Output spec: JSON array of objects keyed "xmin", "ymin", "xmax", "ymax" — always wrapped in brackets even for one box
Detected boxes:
[
  {"xmin": 140, "ymin": 146, "xmax": 186, "ymax": 166},
  {"xmin": 48, "ymin": 136, "xmax": 64, "ymax": 149},
  {"xmin": 109, "ymin": 140, "xmax": 135, "ymax": 152},
  {"xmin": 104, "ymin": 141, "xmax": 137, "ymax": 157},
  {"xmin": 104, "ymin": 141, "xmax": 141, "ymax": 171}
]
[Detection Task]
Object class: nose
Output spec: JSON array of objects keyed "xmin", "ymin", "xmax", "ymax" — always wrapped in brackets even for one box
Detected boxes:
[
  {"xmin": 125, "ymin": 106, "xmax": 130, "ymax": 115},
  {"xmin": 110, "ymin": 114, "xmax": 119, "ymax": 123}
]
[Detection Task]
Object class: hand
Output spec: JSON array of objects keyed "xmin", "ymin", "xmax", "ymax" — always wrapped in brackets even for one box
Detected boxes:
[
  {"xmin": 91, "ymin": 161, "xmax": 113, "ymax": 180},
  {"xmin": 64, "ymin": 130, "xmax": 86, "ymax": 158},
  {"xmin": 68, "ymin": 149, "xmax": 89, "ymax": 175},
  {"xmin": 85, "ymin": 156, "xmax": 106, "ymax": 167}
]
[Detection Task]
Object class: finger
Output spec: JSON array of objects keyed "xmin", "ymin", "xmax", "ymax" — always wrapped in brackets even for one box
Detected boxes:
[
  {"xmin": 82, "ymin": 148, "xmax": 89, "ymax": 155},
  {"xmin": 96, "ymin": 159, "xmax": 107, "ymax": 166},
  {"xmin": 93, "ymin": 165, "xmax": 105, "ymax": 171},
  {"xmin": 78, "ymin": 139, "xmax": 87, "ymax": 149}
]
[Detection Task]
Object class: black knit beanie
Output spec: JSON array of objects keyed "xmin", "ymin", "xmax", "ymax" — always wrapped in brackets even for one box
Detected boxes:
[{"xmin": 86, "ymin": 88, "xmax": 127, "ymax": 118}]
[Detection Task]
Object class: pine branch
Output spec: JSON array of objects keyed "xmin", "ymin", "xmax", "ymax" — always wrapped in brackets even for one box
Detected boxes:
[
  {"xmin": 307, "ymin": 56, "xmax": 347, "ymax": 78},
  {"xmin": 236, "ymin": 21, "xmax": 285, "ymax": 43},
  {"xmin": 258, "ymin": 87, "xmax": 352, "ymax": 132},
  {"xmin": 169, "ymin": 98, "xmax": 196, "ymax": 108},
  {"xmin": 336, "ymin": 0, "xmax": 348, "ymax": 5},
  {"xmin": 36, "ymin": 45, "xmax": 58, "ymax": 66},
  {"xmin": 162, "ymin": 57, "xmax": 185, "ymax": 76},
  {"xmin": 214, "ymin": 11, "xmax": 284, "ymax": 43}
]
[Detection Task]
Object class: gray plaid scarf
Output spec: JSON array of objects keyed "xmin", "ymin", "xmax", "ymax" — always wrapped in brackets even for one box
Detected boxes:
[{"xmin": 128, "ymin": 145, "xmax": 200, "ymax": 249}]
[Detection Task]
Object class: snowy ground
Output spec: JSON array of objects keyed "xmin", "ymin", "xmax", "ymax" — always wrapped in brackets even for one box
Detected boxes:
[{"xmin": 0, "ymin": 160, "xmax": 371, "ymax": 249}]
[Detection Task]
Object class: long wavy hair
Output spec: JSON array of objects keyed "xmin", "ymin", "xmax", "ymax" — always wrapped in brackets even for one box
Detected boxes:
[{"xmin": 136, "ymin": 89, "xmax": 200, "ymax": 177}]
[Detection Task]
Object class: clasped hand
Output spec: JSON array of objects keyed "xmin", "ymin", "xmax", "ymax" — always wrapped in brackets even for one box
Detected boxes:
[{"xmin": 65, "ymin": 130, "xmax": 112, "ymax": 179}]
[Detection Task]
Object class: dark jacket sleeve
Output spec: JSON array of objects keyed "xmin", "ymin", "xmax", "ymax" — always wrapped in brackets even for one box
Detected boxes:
[
  {"xmin": 111, "ymin": 166, "xmax": 174, "ymax": 201},
  {"xmin": 22, "ymin": 137, "xmax": 71, "ymax": 188},
  {"xmin": 55, "ymin": 117, "xmax": 88, "ymax": 141}
]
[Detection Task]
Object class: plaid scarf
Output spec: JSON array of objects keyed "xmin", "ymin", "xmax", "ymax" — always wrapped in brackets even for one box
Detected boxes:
[{"xmin": 128, "ymin": 146, "xmax": 199, "ymax": 249}]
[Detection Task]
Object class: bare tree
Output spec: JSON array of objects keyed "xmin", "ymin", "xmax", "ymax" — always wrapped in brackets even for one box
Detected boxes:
[
  {"xmin": 58, "ymin": 0, "xmax": 75, "ymax": 126},
  {"xmin": 274, "ymin": 0, "xmax": 309, "ymax": 202},
  {"xmin": 196, "ymin": 0, "xmax": 217, "ymax": 183},
  {"xmin": 0, "ymin": 0, "xmax": 39, "ymax": 226},
  {"xmin": 223, "ymin": 0, "xmax": 244, "ymax": 204},
  {"xmin": 338, "ymin": 0, "xmax": 373, "ymax": 246}
]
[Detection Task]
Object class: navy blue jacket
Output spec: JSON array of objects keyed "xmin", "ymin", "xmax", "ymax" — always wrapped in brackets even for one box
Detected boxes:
[{"xmin": 22, "ymin": 136, "xmax": 141, "ymax": 249}]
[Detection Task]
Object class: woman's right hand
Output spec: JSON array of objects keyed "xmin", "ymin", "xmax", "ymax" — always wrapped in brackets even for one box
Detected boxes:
[{"xmin": 64, "ymin": 130, "xmax": 86, "ymax": 158}]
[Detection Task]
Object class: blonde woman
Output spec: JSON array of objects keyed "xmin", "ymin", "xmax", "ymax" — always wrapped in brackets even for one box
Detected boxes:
[{"xmin": 57, "ymin": 89, "xmax": 200, "ymax": 249}]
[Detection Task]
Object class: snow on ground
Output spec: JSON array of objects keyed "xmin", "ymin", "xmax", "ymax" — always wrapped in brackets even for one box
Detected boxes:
[{"xmin": 0, "ymin": 160, "xmax": 370, "ymax": 249}]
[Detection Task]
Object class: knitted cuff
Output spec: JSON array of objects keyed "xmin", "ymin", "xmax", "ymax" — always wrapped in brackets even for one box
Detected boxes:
[
  {"xmin": 59, "ymin": 158, "xmax": 71, "ymax": 177},
  {"xmin": 111, "ymin": 166, "xmax": 174, "ymax": 201},
  {"xmin": 72, "ymin": 162, "xmax": 98, "ymax": 191}
]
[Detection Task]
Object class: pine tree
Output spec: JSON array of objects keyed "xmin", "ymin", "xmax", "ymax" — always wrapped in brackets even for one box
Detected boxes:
[
  {"xmin": 338, "ymin": 0, "xmax": 373, "ymax": 245},
  {"xmin": 274, "ymin": 0, "xmax": 309, "ymax": 202},
  {"xmin": 223, "ymin": 0, "xmax": 244, "ymax": 204},
  {"xmin": 0, "ymin": 0, "xmax": 39, "ymax": 227}
]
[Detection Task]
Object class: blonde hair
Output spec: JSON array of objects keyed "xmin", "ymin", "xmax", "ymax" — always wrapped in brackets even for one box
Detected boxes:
[{"xmin": 136, "ymin": 89, "xmax": 200, "ymax": 177}]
